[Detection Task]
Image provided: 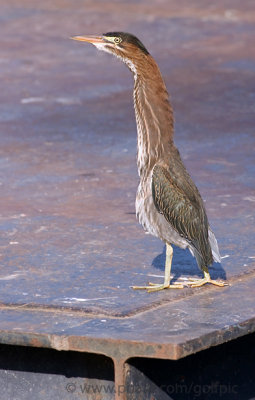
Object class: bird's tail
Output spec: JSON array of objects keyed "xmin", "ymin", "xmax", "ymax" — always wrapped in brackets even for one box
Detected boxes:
[
  {"xmin": 190, "ymin": 230, "xmax": 214, "ymax": 270},
  {"xmin": 208, "ymin": 227, "xmax": 221, "ymax": 263},
  {"xmin": 189, "ymin": 228, "xmax": 221, "ymax": 270}
]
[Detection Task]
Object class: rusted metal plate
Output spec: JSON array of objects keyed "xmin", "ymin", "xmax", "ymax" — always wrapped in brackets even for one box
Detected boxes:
[
  {"xmin": 0, "ymin": 274, "xmax": 255, "ymax": 361},
  {"xmin": 0, "ymin": 0, "xmax": 255, "ymax": 361}
]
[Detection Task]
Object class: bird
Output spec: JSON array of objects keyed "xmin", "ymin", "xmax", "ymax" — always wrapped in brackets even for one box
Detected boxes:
[{"xmin": 71, "ymin": 32, "xmax": 228, "ymax": 292}]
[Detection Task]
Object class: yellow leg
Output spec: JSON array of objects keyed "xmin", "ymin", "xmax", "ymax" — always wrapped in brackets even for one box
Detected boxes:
[
  {"xmin": 132, "ymin": 243, "xmax": 184, "ymax": 292},
  {"xmin": 184, "ymin": 267, "xmax": 228, "ymax": 288}
]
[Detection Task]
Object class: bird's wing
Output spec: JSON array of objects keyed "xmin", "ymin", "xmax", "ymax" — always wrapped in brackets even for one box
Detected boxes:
[{"xmin": 152, "ymin": 164, "xmax": 211, "ymax": 263}]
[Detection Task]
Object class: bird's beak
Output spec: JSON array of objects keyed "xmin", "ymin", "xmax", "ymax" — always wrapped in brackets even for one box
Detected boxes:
[{"xmin": 70, "ymin": 35, "xmax": 105, "ymax": 44}]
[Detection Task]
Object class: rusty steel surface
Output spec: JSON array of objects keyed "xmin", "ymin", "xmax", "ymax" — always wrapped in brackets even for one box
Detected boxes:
[{"xmin": 0, "ymin": 0, "xmax": 255, "ymax": 366}]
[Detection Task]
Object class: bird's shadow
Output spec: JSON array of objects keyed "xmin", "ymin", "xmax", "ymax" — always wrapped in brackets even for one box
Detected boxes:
[{"xmin": 152, "ymin": 245, "xmax": 227, "ymax": 281}]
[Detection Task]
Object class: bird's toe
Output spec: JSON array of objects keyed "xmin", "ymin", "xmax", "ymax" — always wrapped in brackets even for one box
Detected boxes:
[
  {"xmin": 131, "ymin": 282, "xmax": 184, "ymax": 292},
  {"xmin": 209, "ymin": 279, "xmax": 229, "ymax": 287}
]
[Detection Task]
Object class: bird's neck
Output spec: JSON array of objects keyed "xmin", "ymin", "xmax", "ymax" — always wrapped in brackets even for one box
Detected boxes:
[{"xmin": 132, "ymin": 56, "xmax": 174, "ymax": 177}]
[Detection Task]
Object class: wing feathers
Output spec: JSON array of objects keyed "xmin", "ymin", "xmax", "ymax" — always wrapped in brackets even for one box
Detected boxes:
[{"xmin": 152, "ymin": 164, "xmax": 213, "ymax": 267}]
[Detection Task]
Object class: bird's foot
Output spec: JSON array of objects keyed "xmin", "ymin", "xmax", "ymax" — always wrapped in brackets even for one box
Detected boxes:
[
  {"xmin": 182, "ymin": 277, "xmax": 228, "ymax": 288},
  {"xmin": 132, "ymin": 281, "xmax": 184, "ymax": 292}
]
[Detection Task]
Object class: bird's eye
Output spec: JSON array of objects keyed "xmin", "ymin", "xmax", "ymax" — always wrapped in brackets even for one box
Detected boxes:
[{"xmin": 114, "ymin": 37, "xmax": 122, "ymax": 44}]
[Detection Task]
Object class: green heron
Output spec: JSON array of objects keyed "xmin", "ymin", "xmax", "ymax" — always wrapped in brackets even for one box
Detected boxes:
[{"xmin": 72, "ymin": 32, "xmax": 227, "ymax": 292}]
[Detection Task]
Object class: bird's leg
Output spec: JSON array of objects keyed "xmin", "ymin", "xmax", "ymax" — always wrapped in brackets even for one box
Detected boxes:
[
  {"xmin": 184, "ymin": 267, "xmax": 228, "ymax": 288},
  {"xmin": 132, "ymin": 243, "xmax": 184, "ymax": 292}
]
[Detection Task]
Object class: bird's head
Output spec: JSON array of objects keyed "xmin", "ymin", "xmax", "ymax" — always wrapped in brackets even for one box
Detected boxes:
[{"xmin": 71, "ymin": 32, "xmax": 149, "ymax": 74}]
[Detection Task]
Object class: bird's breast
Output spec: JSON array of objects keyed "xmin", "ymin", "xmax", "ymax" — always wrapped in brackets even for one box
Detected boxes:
[{"xmin": 135, "ymin": 174, "xmax": 157, "ymax": 236}]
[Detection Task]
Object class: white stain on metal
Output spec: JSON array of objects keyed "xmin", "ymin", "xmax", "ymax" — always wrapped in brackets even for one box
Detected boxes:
[
  {"xmin": 243, "ymin": 196, "xmax": 255, "ymax": 202},
  {"xmin": 0, "ymin": 273, "xmax": 23, "ymax": 280},
  {"xmin": 62, "ymin": 297, "xmax": 117, "ymax": 303},
  {"xmin": 21, "ymin": 97, "xmax": 81, "ymax": 105}
]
